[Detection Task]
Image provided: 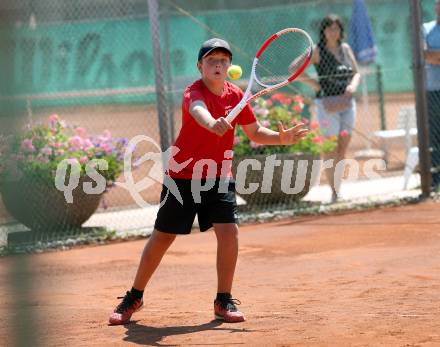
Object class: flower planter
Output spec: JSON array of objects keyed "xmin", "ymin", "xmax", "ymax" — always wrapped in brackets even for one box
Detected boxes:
[
  {"xmin": 0, "ymin": 175, "xmax": 103, "ymax": 233},
  {"xmin": 0, "ymin": 114, "xmax": 128, "ymax": 238},
  {"xmin": 232, "ymin": 152, "xmax": 319, "ymax": 209}
]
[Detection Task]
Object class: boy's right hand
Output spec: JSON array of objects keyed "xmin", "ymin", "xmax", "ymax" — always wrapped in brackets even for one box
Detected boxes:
[{"xmin": 208, "ymin": 117, "xmax": 233, "ymax": 136}]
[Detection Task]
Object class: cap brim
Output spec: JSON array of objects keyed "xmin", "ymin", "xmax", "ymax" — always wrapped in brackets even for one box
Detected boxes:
[{"xmin": 200, "ymin": 47, "xmax": 232, "ymax": 60}]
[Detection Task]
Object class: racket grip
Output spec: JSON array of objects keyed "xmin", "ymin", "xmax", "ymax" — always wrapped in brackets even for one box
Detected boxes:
[{"xmin": 226, "ymin": 99, "xmax": 247, "ymax": 123}]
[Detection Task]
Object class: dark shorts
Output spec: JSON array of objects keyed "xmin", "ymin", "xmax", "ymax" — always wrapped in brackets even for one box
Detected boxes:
[{"xmin": 154, "ymin": 177, "xmax": 238, "ymax": 234}]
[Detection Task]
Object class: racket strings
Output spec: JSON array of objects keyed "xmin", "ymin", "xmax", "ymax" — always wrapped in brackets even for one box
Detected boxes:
[
  {"xmin": 288, "ymin": 51, "xmax": 310, "ymax": 75},
  {"xmin": 255, "ymin": 31, "xmax": 311, "ymax": 87}
]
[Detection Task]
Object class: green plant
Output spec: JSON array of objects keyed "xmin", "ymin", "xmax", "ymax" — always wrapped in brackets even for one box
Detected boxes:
[
  {"xmin": 0, "ymin": 114, "xmax": 128, "ymax": 187},
  {"xmin": 233, "ymin": 94, "xmax": 337, "ymax": 156}
]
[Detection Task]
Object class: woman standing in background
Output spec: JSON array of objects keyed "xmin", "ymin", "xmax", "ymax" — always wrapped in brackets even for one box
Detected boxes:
[{"xmin": 294, "ymin": 14, "xmax": 361, "ymax": 202}]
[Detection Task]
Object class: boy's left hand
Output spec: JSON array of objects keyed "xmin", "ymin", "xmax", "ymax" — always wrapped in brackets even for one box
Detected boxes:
[{"xmin": 278, "ymin": 121, "xmax": 308, "ymax": 145}]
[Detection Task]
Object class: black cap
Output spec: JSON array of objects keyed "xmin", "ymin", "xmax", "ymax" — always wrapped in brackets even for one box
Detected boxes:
[{"xmin": 197, "ymin": 38, "xmax": 232, "ymax": 62}]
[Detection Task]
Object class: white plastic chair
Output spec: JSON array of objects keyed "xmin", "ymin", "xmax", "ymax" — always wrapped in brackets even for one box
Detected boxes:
[
  {"xmin": 403, "ymin": 147, "xmax": 419, "ymax": 189},
  {"xmin": 402, "ymin": 107, "xmax": 420, "ymax": 189},
  {"xmin": 373, "ymin": 107, "xmax": 417, "ymax": 164}
]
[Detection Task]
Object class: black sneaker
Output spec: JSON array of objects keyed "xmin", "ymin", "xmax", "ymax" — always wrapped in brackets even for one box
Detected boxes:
[
  {"xmin": 214, "ymin": 297, "xmax": 245, "ymax": 322},
  {"xmin": 109, "ymin": 291, "xmax": 143, "ymax": 325}
]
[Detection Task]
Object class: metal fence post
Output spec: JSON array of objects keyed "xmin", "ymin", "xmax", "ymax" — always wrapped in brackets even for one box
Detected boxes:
[
  {"xmin": 376, "ymin": 64, "xmax": 386, "ymax": 131},
  {"xmin": 163, "ymin": 2, "xmax": 175, "ymax": 142},
  {"xmin": 409, "ymin": 0, "xmax": 432, "ymax": 197},
  {"xmin": 148, "ymin": 0, "xmax": 171, "ymax": 151}
]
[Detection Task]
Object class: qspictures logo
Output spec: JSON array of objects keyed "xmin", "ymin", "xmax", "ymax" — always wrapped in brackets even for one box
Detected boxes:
[{"xmin": 54, "ymin": 135, "xmax": 386, "ymax": 206}]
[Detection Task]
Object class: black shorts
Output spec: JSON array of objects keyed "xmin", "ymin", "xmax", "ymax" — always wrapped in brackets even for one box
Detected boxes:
[{"xmin": 154, "ymin": 177, "xmax": 238, "ymax": 234}]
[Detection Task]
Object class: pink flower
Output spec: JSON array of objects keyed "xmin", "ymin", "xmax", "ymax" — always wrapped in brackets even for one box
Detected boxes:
[
  {"xmin": 233, "ymin": 136, "xmax": 241, "ymax": 145},
  {"xmin": 312, "ymin": 136, "xmax": 324, "ymax": 144},
  {"xmin": 68, "ymin": 136, "xmax": 83, "ymax": 150},
  {"xmin": 261, "ymin": 120, "xmax": 270, "ymax": 127},
  {"xmin": 75, "ymin": 127, "xmax": 87, "ymax": 138},
  {"xmin": 293, "ymin": 104, "xmax": 303, "ymax": 114},
  {"xmin": 271, "ymin": 93, "xmax": 289, "ymax": 105},
  {"xmin": 321, "ymin": 119, "xmax": 329, "ymax": 128},
  {"xmin": 99, "ymin": 143, "xmax": 113, "ymax": 154},
  {"xmin": 49, "ymin": 114, "xmax": 60, "ymax": 130},
  {"xmin": 21, "ymin": 139, "xmax": 35, "ymax": 153},
  {"xmin": 265, "ymin": 99, "xmax": 273, "ymax": 107},
  {"xmin": 40, "ymin": 146, "xmax": 52, "ymax": 156},
  {"xmin": 48, "ymin": 114, "xmax": 59, "ymax": 123},
  {"xmin": 83, "ymin": 139, "xmax": 94, "ymax": 151},
  {"xmin": 271, "ymin": 93, "xmax": 283, "ymax": 102},
  {"xmin": 250, "ymin": 141, "xmax": 261, "ymax": 148},
  {"xmin": 340, "ymin": 129, "xmax": 349, "ymax": 137},
  {"xmin": 310, "ymin": 121, "xmax": 319, "ymax": 130},
  {"xmin": 53, "ymin": 142, "xmax": 63, "ymax": 149},
  {"xmin": 254, "ymin": 107, "xmax": 269, "ymax": 118},
  {"xmin": 79, "ymin": 156, "xmax": 88, "ymax": 164},
  {"xmin": 292, "ymin": 95, "xmax": 303, "ymax": 103},
  {"xmin": 100, "ymin": 143, "xmax": 110, "ymax": 152}
]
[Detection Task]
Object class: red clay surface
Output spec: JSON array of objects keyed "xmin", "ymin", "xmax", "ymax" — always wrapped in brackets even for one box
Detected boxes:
[{"xmin": 1, "ymin": 200, "xmax": 440, "ymax": 346}]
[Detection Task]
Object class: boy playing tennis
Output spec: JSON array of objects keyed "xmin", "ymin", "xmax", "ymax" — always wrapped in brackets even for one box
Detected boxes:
[{"xmin": 109, "ymin": 38, "xmax": 307, "ymax": 325}]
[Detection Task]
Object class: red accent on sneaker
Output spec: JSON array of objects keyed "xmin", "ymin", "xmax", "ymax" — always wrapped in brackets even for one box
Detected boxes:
[
  {"xmin": 214, "ymin": 300, "xmax": 246, "ymax": 323},
  {"xmin": 108, "ymin": 294, "xmax": 143, "ymax": 325}
]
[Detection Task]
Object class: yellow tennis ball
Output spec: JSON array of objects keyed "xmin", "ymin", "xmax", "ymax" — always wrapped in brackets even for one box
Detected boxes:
[{"xmin": 227, "ymin": 65, "xmax": 242, "ymax": 80}]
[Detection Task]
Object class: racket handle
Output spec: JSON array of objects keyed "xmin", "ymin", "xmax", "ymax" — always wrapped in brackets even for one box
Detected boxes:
[{"xmin": 226, "ymin": 99, "xmax": 247, "ymax": 123}]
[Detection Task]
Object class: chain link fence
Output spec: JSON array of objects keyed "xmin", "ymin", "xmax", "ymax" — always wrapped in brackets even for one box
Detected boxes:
[{"xmin": 0, "ymin": 0, "xmax": 437, "ymax": 250}]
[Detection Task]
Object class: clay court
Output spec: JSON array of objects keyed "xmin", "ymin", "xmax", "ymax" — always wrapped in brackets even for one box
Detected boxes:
[{"xmin": 1, "ymin": 199, "xmax": 440, "ymax": 346}]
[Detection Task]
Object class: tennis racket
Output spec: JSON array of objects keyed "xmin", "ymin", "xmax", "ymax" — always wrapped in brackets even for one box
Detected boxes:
[{"xmin": 226, "ymin": 28, "xmax": 314, "ymax": 123}]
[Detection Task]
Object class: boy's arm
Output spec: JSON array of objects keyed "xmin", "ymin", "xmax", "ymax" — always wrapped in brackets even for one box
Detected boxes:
[
  {"xmin": 189, "ymin": 100, "xmax": 232, "ymax": 136},
  {"xmin": 241, "ymin": 121, "xmax": 308, "ymax": 145}
]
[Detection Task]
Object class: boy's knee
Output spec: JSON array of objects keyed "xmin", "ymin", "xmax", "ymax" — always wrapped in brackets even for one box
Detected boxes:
[
  {"xmin": 215, "ymin": 225, "xmax": 239, "ymax": 241},
  {"xmin": 153, "ymin": 229, "xmax": 177, "ymax": 243}
]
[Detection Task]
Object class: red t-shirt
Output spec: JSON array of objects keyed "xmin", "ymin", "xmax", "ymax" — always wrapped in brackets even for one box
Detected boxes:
[{"xmin": 168, "ymin": 79, "xmax": 256, "ymax": 179}]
